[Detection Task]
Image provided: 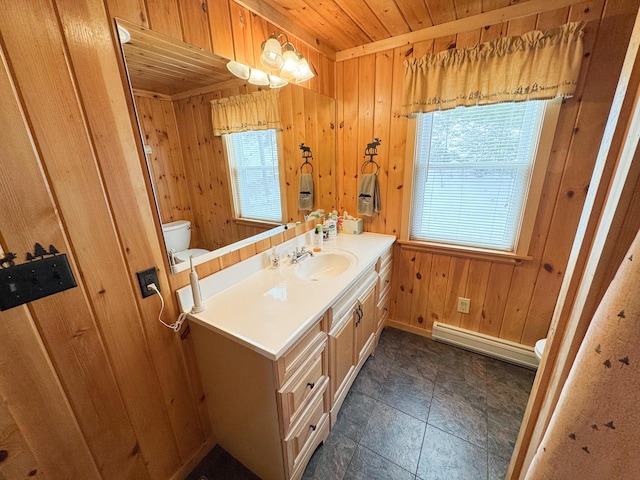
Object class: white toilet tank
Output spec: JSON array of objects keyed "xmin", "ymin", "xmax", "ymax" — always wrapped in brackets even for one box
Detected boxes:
[{"xmin": 162, "ymin": 220, "xmax": 191, "ymax": 252}]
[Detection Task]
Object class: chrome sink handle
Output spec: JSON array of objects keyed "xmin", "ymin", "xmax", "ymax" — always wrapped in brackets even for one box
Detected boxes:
[{"xmin": 289, "ymin": 245, "xmax": 314, "ymax": 264}]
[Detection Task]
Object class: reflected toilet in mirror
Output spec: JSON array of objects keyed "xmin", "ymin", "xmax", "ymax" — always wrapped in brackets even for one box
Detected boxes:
[{"xmin": 161, "ymin": 220, "xmax": 210, "ymax": 265}]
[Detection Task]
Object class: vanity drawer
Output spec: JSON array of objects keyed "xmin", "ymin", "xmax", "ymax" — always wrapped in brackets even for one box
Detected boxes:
[
  {"xmin": 330, "ymin": 267, "xmax": 377, "ymax": 330},
  {"xmin": 278, "ymin": 339, "xmax": 328, "ymax": 435},
  {"xmin": 377, "ymin": 291, "xmax": 391, "ymax": 330},
  {"xmin": 377, "ymin": 261, "xmax": 392, "ymax": 302},
  {"xmin": 283, "ymin": 389, "xmax": 329, "ymax": 478},
  {"xmin": 376, "ymin": 247, "xmax": 393, "ymax": 272},
  {"xmin": 276, "ymin": 317, "xmax": 326, "ymax": 387}
]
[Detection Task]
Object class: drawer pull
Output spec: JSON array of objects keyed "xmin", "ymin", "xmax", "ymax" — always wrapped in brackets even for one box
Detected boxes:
[
  {"xmin": 309, "ymin": 424, "xmax": 317, "ymax": 431},
  {"xmin": 306, "ymin": 382, "xmax": 315, "ymax": 389},
  {"xmin": 385, "ymin": 279, "xmax": 390, "ymax": 284}
]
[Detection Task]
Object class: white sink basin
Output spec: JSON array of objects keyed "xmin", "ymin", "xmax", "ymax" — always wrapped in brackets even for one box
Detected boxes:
[{"xmin": 289, "ymin": 250, "xmax": 357, "ymax": 281}]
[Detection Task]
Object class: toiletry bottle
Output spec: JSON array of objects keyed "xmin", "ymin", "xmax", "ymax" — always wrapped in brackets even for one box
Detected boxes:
[
  {"xmin": 313, "ymin": 224, "xmax": 323, "ymax": 252},
  {"xmin": 270, "ymin": 248, "xmax": 280, "ymax": 268}
]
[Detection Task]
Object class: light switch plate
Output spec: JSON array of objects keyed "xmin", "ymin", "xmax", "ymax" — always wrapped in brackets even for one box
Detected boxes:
[{"xmin": 0, "ymin": 254, "xmax": 77, "ymax": 311}]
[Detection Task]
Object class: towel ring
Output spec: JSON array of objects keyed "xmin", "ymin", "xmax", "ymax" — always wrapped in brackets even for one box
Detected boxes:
[
  {"xmin": 301, "ymin": 159, "xmax": 314, "ymax": 175},
  {"xmin": 361, "ymin": 156, "xmax": 379, "ymax": 175},
  {"xmin": 299, "ymin": 142, "xmax": 314, "ymax": 174}
]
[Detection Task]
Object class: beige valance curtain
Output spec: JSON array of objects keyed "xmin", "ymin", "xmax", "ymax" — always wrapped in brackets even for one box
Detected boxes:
[
  {"xmin": 211, "ymin": 89, "xmax": 281, "ymax": 135},
  {"xmin": 403, "ymin": 22, "xmax": 585, "ymax": 114}
]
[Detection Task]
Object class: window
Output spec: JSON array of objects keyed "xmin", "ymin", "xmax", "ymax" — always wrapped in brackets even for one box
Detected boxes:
[
  {"xmin": 224, "ymin": 129, "xmax": 283, "ymax": 223},
  {"xmin": 407, "ymin": 100, "xmax": 559, "ymax": 255}
]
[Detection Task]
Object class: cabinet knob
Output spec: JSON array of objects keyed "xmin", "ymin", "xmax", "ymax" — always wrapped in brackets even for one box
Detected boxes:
[
  {"xmin": 306, "ymin": 382, "xmax": 315, "ymax": 389},
  {"xmin": 309, "ymin": 424, "xmax": 317, "ymax": 431}
]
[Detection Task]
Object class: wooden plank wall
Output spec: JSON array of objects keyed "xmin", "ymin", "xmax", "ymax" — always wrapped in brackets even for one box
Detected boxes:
[
  {"xmin": 0, "ymin": 1, "xmax": 212, "ymax": 479},
  {"xmin": 106, "ymin": 0, "xmax": 335, "ymax": 98},
  {"xmin": 134, "ymin": 84, "xmax": 336, "ymax": 256},
  {"xmin": 336, "ymin": 0, "xmax": 640, "ymax": 346},
  {"xmin": 0, "ymin": 0, "xmax": 332, "ymax": 479}
]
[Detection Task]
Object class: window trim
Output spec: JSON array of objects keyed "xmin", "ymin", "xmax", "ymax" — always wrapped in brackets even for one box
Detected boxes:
[
  {"xmin": 400, "ymin": 98, "xmax": 562, "ymax": 260},
  {"xmin": 222, "ymin": 129, "xmax": 287, "ymax": 224}
]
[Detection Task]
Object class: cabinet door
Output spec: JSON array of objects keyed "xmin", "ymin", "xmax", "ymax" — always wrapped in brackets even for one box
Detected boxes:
[
  {"xmin": 329, "ymin": 313, "xmax": 355, "ymax": 406},
  {"xmin": 355, "ymin": 286, "xmax": 377, "ymax": 363}
]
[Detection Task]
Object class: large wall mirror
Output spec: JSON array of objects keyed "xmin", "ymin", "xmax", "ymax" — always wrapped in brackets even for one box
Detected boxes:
[{"xmin": 116, "ymin": 19, "xmax": 336, "ymax": 273}]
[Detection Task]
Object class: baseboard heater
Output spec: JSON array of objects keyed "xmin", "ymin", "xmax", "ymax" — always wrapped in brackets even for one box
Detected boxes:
[{"xmin": 431, "ymin": 321, "xmax": 539, "ymax": 370}]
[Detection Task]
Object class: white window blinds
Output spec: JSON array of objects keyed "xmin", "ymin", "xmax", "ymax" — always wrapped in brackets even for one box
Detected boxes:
[
  {"xmin": 225, "ymin": 129, "xmax": 282, "ymax": 223},
  {"xmin": 411, "ymin": 101, "xmax": 546, "ymax": 252}
]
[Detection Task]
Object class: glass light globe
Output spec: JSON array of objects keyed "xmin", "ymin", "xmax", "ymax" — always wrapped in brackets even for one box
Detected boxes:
[
  {"xmin": 248, "ymin": 68, "xmax": 270, "ymax": 86},
  {"xmin": 260, "ymin": 36, "xmax": 284, "ymax": 70},
  {"xmin": 296, "ymin": 54, "xmax": 314, "ymax": 82},
  {"xmin": 280, "ymin": 49, "xmax": 300, "ymax": 82},
  {"xmin": 268, "ymin": 75, "xmax": 288, "ymax": 88},
  {"xmin": 226, "ymin": 61, "xmax": 250, "ymax": 80}
]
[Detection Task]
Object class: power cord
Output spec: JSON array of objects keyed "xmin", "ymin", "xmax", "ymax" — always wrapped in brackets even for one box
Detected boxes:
[{"xmin": 147, "ymin": 283, "xmax": 188, "ymax": 332}]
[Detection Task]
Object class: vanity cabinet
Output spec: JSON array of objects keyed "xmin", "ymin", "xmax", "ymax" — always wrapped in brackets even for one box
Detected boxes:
[
  {"xmin": 328, "ymin": 267, "xmax": 378, "ymax": 425},
  {"xmin": 185, "ymin": 234, "xmax": 396, "ymax": 480},
  {"xmin": 190, "ymin": 316, "xmax": 330, "ymax": 480}
]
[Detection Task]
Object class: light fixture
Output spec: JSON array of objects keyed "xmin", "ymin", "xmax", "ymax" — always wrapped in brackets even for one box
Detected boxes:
[
  {"xmin": 226, "ymin": 61, "xmax": 250, "ymax": 80},
  {"xmin": 117, "ymin": 25, "xmax": 131, "ymax": 44},
  {"xmin": 225, "ymin": 32, "xmax": 315, "ymax": 88},
  {"xmin": 260, "ymin": 34, "xmax": 285, "ymax": 70}
]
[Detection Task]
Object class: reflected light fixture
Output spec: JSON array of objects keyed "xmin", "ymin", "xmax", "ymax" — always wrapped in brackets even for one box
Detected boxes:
[{"xmin": 225, "ymin": 32, "xmax": 315, "ymax": 88}]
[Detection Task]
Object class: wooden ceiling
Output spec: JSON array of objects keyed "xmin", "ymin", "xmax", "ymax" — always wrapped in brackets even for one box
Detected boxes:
[
  {"xmin": 118, "ymin": 0, "xmax": 545, "ymax": 96},
  {"xmin": 239, "ymin": 0, "xmax": 532, "ymax": 53},
  {"xmin": 118, "ymin": 19, "xmax": 240, "ymax": 97}
]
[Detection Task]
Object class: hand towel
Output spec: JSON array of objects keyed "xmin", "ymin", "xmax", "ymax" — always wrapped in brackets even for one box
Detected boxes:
[
  {"xmin": 357, "ymin": 173, "xmax": 380, "ymax": 216},
  {"xmin": 298, "ymin": 173, "xmax": 314, "ymax": 211}
]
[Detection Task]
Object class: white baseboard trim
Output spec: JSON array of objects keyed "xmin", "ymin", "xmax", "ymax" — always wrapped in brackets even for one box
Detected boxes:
[{"xmin": 431, "ymin": 321, "xmax": 539, "ymax": 370}]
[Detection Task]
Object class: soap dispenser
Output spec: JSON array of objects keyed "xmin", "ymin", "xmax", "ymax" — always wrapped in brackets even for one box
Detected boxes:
[{"xmin": 313, "ymin": 224, "xmax": 323, "ymax": 252}]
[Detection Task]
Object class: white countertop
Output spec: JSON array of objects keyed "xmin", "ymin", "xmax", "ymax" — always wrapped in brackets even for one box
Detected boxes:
[{"xmin": 184, "ymin": 232, "xmax": 396, "ymax": 360}]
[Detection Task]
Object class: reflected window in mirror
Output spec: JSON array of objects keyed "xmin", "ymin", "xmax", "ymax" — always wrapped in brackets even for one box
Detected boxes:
[{"xmin": 225, "ymin": 129, "xmax": 283, "ymax": 223}]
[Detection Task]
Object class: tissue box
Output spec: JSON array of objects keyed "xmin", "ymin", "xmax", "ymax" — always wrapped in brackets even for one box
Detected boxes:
[{"xmin": 342, "ymin": 218, "xmax": 363, "ymax": 235}]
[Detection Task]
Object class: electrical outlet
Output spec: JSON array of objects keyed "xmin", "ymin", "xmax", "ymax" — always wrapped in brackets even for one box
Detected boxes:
[
  {"xmin": 457, "ymin": 297, "xmax": 471, "ymax": 314},
  {"xmin": 136, "ymin": 267, "xmax": 159, "ymax": 298}
]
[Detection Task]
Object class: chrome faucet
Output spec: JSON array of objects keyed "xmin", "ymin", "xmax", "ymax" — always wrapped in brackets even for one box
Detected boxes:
[{"xmin": 289, "ymin": 245, "xmax": 314, "ymax": 264}]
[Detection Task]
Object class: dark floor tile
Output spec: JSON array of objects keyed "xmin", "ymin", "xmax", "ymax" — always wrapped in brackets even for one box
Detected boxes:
[
  {"xmin": 185, "ymin": 445, "xmax": 260, "ymax": 480},
  {"xmin": 331, "ymin": 389, "xmax": 377, "ymax": 443},
  {"xmin": 360, "ymin": 401, "xmax": 426, "ymax": 473},
  {"xmin": 428, "ymin": 384, "xmax": 488, "ymax": 449},
  {"xmin": 302, "ymin": 432, "xmax": 357, "ymax": 480},
  {"xmin": 343, "ymin": 445, "xmax": 416, "ymax": 480},
  {"xmin": 378, "ymin": 368, "xmax": 434, "ymax": 421},
  {"xmin": 393, "ymin": 345, "xmax": 440, "ymax": 383},
  {"xmin": 486, "ymin": 379, "xmax": 530, "ymax": 418},
  {"xmin": 351, "ymin": 350, "xmax": 391, "ymax": 399},
  {"xmin": 417, "ymin": 425, "xmax": 488, "ymax": 480},
  {"xmin": 488, "ymin": 452, "xmax": 510, "ymax": 480},
  {"xmin": 485, "ymin": 357, "xmax": 535, "ymax": 392},
  {"xmin": 487, "ymin": 408, "xmax": 521, "ymax": 457},
  {"xmin": 437, "ymin": 346, "xmax": 487, "ymax": 389}
]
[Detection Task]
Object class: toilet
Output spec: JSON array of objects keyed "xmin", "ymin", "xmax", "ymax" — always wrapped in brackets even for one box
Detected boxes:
[
  {"xmin": 161, "ymin": 220, "xmax": 209, "ymax": 264},
  {"xmin": 534, "ymin": 338, "xmax": 547, "ymax": 361}
]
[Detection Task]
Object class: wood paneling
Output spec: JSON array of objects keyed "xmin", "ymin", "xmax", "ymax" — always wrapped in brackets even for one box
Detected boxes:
[
  {"xmin": 338, "ymin": 1, "xmax": 637, "ymax": 345},
  {"xmin": 0, "ymin": 1, "xmax": 216, "ymax": 478},
  {"xmin": 1, "ymin": 0, "xmax": 638, "ymax": 479}
]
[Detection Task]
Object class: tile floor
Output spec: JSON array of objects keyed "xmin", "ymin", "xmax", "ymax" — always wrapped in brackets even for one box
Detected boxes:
[{"xmin": 187, "ymin": 327, "xmax": 535, "ymax": 480}]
